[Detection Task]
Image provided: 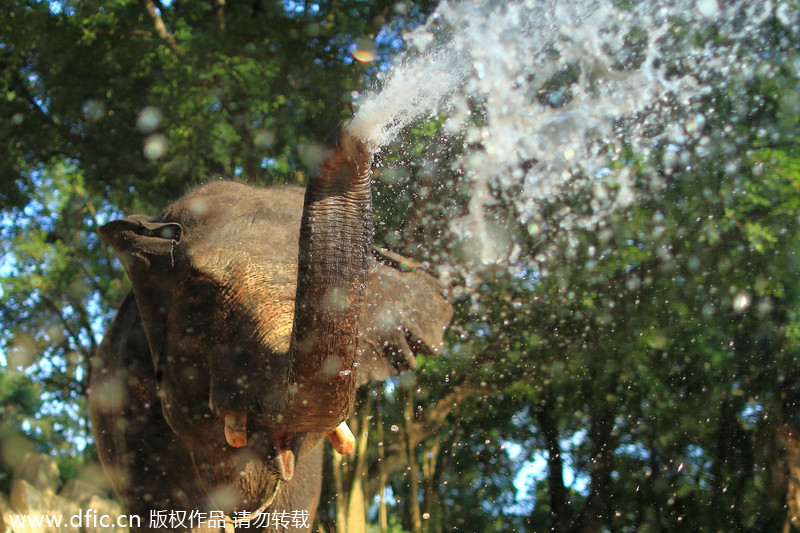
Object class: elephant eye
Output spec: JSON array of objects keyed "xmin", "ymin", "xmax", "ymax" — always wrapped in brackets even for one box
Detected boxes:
[{"xmin": 181, "ymin": 280, "xmax": 217, "ymax": 331}]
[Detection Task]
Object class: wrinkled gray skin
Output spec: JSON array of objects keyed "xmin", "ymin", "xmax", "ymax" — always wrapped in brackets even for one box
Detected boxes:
[{"xmin": 89, "ymin": 135, "xmax": 452, "ymax": 532}]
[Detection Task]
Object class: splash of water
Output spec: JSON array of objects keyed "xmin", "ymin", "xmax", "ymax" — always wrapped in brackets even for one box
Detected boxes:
[
  {"xmin": 347, "ymin": 38, "xmax": 468, "ymax": 149},
  {"xmin": 348, "ymin": 0, "xmax": 789, "ymax": 272}
]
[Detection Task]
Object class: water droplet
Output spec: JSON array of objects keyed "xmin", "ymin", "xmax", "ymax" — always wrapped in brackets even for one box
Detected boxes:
[
  {"xmin": 143, "ymin": 134, "xmax": 168, "ymax": 160},
  {"xmin": 254, "ymin": 129, "xmax": 275, "ymax": 148},
  {"xmin": 137, "ymin": 106, "xmax": 163, "ymax": 134},
  {"xmin": 352, "ymin": 38, "xmax": 377, "ymax": 63},
  {"xmin": 8, "ymin": 332, "xmax": 37, "ymax": 369},
  {"xmin": 83, "ymin": 99, "xmax": 107, "ymax": 121},
  {"xmin": 732, "ymin": 292, "xmax": 750, "ymax": 313},
  {"xmin": 696, "ymin": 0, "xmax": 719, "ymax": 18}
]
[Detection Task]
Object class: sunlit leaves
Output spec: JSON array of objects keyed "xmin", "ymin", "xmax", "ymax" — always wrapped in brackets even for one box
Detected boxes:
[{"xmin": 0, "ymin": 163, "xmax": 121, "ymax": 455}]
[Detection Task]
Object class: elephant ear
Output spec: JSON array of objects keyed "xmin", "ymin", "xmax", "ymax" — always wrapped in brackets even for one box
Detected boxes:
[
  {"xmin": 100, "ymin": 215, "xmax": 183, "ymax": 370},
  {"xmin": 356, "ymin": 248, "xmax": 453, "ymax": 386}
]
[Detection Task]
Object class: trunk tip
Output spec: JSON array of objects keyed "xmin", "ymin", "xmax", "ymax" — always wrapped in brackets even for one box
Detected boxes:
[{"xmin": 341, "ymin": 119, "xmax": 378, "ymax": 158}]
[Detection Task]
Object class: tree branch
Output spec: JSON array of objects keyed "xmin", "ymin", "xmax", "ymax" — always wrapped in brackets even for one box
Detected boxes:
[
  {"xmin": 366, "ymin": 379, "xmax": 496, "ymax": 496},
  {"xmin": 40, "ymin": 295, "xmax": 91, "ymax": 360},
  {"xmin": 141, "ymin": 0, "xmax": 185, "ymax": 56},
  {"xmin": 213, "ymin": 0, "xmax": 226, "ymax": 36}
]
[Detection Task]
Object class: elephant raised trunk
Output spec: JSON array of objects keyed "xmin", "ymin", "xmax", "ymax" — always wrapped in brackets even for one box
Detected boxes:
[{"xmin": 286, "ymin": 128, "xmax": 374, "ymax": 432}]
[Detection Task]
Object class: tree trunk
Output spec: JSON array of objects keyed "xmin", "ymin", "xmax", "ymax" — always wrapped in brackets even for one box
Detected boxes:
[
  {"xmin": 405, "ymin": 387, "xmax": 423, "ymax": 533},
  {"xmin": 330, "ymin": 394, "xmax": 371, "ymax": 533},
  {"xmin": 757, "ymin": 371, "xmax": 800, "ymax": 532},
  {"xmin": 345, "ymin": 397, "xmax": 371, "ymax": 533},
  {"xmin": 576, "ymin": 408, "xmax": 616, "ymax": 533},
  {"xmin": 421, "ymin": 437, "xmax": 441, "ymax": 533},
  {"xmin": 377, "ymin": 390, "xmax": 389, "ymax": 533},
  {"xmin": 533, "ymin": 392, "xmax": 570, "ymax": 532},
  {"xmin": 332, "ymin": 451, "xmax": 346, "ymax": 531}
]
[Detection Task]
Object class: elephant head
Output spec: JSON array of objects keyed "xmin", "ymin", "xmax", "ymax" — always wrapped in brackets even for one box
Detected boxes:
[{"xmin": 91, "ymin": 128, "xmax": 452, "ymax": 519}]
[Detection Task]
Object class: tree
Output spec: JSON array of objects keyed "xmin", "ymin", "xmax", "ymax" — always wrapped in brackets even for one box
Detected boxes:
[{"xmin": 2, "ymin": 1, "xmax": 800, "ymax": 532}]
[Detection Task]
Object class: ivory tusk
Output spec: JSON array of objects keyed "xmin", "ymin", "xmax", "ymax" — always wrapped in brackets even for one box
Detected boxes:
[
  {"xmin": 224, "ymin": 411, "xmax": 247, "ymax": 448},
  {"xmin": 327, "ymin": 421, "xmax": 356, "ymax": 455}
]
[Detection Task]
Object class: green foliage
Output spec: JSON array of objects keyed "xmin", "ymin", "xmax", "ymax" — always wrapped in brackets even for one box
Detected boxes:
[{"xmin": 1, "ymin": 161, "xmax": 120, "ymax": 455}]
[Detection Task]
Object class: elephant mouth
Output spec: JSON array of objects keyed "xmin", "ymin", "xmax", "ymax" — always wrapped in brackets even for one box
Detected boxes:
[
  {"xmin": 192, "ymin": 416, "xmax": 354, "ymax": 515},
  {"xmin": 188, "ymin": 413, "xmax": 357, "ymax": 517},
  {"xmin": 190, "ymin": 436, "xmax": 284, "ymax": 515}
]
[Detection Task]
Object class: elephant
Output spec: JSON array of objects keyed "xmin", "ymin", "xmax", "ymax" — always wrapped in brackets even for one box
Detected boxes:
[{"xmin": 88, "ymin": 130, "xmax": 453, "ymax": 532}]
